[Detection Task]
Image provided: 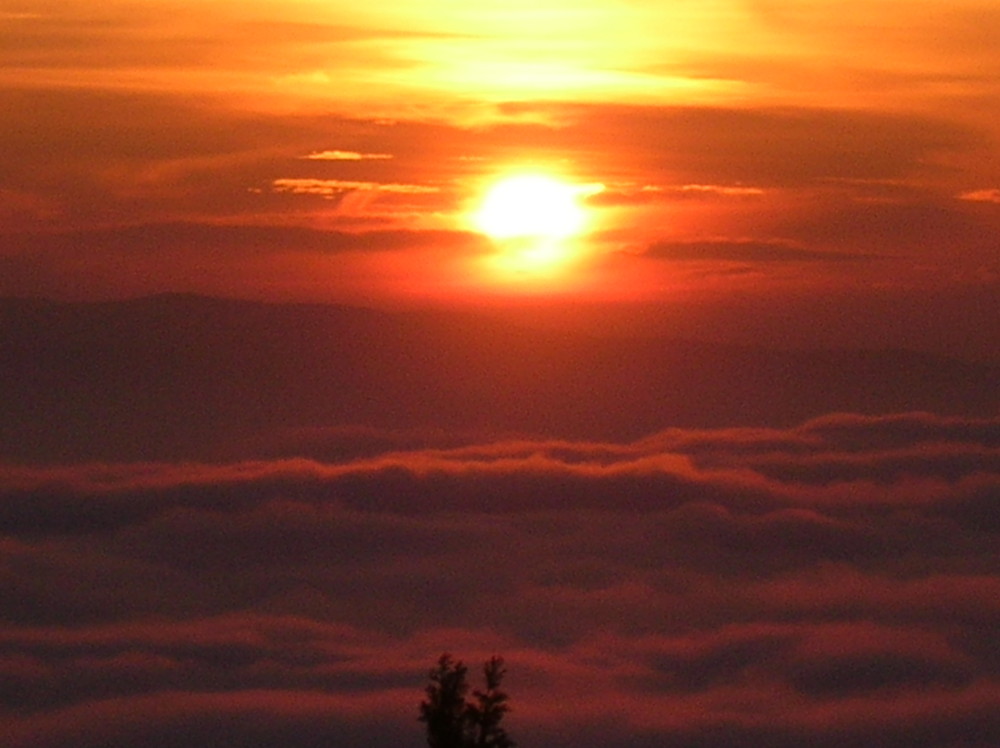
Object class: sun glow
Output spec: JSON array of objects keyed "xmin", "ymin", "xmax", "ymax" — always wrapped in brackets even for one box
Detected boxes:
[
  {"xmin": 472, "ymin": 173, "xmax": 602, "ymax": 280},
  {"xmin": 475, "ymin": 174, "xmax": 588, "ymax": 241}
]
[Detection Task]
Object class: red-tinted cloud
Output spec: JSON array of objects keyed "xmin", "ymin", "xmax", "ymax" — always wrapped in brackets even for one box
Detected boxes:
[{"xmin": 1, "ymin": 412, "xmax": 998, "ymax": 746}]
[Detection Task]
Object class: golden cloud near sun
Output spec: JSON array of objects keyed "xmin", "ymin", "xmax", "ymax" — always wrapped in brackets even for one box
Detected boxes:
[{"xmin": 472, "ymin": 173, "xmax": 604, "ymax": 278}]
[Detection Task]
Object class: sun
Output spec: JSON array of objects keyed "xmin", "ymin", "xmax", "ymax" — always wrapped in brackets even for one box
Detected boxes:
[
  {"xmin": 471, "ymin": 173, "xmax": 600, "ymax": 279},
  {"xmin": 474, "ymin": 174, "xmax": 587, "ymax": 242}
]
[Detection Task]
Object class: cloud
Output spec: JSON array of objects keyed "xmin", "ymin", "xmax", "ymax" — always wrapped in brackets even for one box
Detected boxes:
[
  {"xmin": 959, "ymin": 188, "xmax": 1000, "ymax": 204},
  {"xmin": 5, "ymin": 688, "xmax": 417, "ymax": 748},
  {"xmin": 0, "ymin": 222, "xmax": 492, "ymax": 302},
  {"xmin": 493, "ymin": 101, "xmax": 979, "ymax": 186},
  {"xmin": 303, "ymin": 150, "xmax": 394, "ymax": 161},
  {"xmin": 271, "ymin": 178, "xmax": 439, "ymax": 197},
  {"xmin": 772, "ymin": 195, "xmax": 999, "ymax": 260},
  {"xmin": 2, "ymin": 411, "xmax": 998, "ymax": 748},
  {"xmin": 638, "ymin": 239, "xmax": 864, "ymax": 263},
  {"xmin": 0, "ymin": 221, "xmax": 473, "ymax": 258},
  {"xmin": 586, "ymin": 182, "xmax": 766, "ymax": 206},
  {"xmin": 677, "ymin": 184, "xmax": 766, "ymax": 197},
  {"xmin": 798, "ymin": 411, "xmax": 1000, "ymax": 450}
]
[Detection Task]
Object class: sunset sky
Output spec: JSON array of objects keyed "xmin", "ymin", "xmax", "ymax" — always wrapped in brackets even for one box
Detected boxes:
[
  {"xmin": 2, "ymin": 1, "xmax": 1000, "ymax": 747},
  {"xmin": 3, "ymin": 0, "xmax": 1000, "ymax": 354}
]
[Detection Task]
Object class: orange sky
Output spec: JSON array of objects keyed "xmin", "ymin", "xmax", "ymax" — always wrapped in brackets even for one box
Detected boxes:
[
  {"xmin": 3, "ymin": 7, "xmax": 1000, "ymax": 746},
  {"xmin": 1, "ymin": 0, "xmax": 999, "ymax": 354}
]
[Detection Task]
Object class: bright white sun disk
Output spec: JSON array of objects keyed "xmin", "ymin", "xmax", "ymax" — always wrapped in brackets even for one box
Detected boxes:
[{"xmin": 475, "ymin": 175, "xmax": 586, "ymax": 240}]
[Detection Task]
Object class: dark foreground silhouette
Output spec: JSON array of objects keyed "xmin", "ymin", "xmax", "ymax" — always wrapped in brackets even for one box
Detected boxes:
[{"xmin": 420, "ymin": 654, "xmax": 515, "ymax": 748}]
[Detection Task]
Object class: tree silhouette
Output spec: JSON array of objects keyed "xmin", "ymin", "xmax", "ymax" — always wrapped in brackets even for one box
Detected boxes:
[
  {"xmin": 420, "ymin": 654, "xmax": 472, "ymax": 748},
  {"xmin": 419, "ymin": 654, "xmax": 515, "ymax": 748},
  {"xmin": 468, "ymin": 656, "xmax": 515, "ymax": 748}
]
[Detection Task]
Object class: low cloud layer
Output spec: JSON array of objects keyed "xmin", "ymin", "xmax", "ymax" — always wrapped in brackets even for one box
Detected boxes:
[{"xmin": 3, "ymin": 411, "xmax": 998, "ymax": 747}]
